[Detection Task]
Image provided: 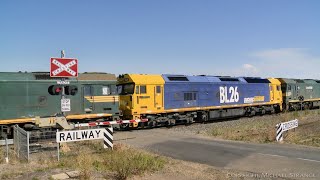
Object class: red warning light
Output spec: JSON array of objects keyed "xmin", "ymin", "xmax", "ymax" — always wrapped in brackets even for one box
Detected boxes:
[{"xmin": 55, "ymin": 87, "xmax": 62, "ymax": 93}]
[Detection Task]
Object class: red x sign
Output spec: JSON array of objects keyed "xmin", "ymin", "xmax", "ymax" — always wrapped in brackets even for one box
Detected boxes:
[{"xmin": 50, "ymin": 58, "xmax": 78, "ymax": 77}]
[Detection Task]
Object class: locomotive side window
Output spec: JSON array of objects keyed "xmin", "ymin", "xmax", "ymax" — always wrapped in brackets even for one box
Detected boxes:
[
  {"xmin": 84, "ymin": 85, "xmax": 93, "ymax": 96},
  {"xmin": 277, "ymin": 85, "xmax": 281, "ymax": 91},
  {"xmin": 156, "ymin": 86, "xmax": 161, "ymax": 93},
  {"xmin": 136, "ymin": 86, "xmax": 140, "ymax": 94},
  {"xmin": 288, "ymin": 85, "xmax": 291, "ymax": 91},
  {"xmin": 140, "ymin": 85, "xmax": 147, "ymax": 94},
  {"xmin": 117, "ymin": 83, "xmax": 134, "ymax": 95},
  {"xmin": 102, "ymin": 86, "xmax": 111, "ymax": 95},
  {"xmin": 116, "ymin": 85, "xmax": 122, "ymax": 94}
]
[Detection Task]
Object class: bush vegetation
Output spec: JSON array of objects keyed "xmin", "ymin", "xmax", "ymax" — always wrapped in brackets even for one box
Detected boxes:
[
  {"xmin": 102, "ymin": 144, "xmax": 166, "ymax": 180},
  {"xmin": 0, "ymin": 146, "xmax": 4, "ymax": 163},
  {"xmin": 57, "ymin": 142, "xmax": 166, "ymax": 180}
]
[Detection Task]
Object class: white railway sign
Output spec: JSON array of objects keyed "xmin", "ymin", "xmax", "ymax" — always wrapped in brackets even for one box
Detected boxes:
[
  {"xmin": 281, "ymin": 119, "xmax": 298, "ymax": 132},
  {"xmin": 57, "ymin": 128, "xmax": 104, "ymax": 143}
]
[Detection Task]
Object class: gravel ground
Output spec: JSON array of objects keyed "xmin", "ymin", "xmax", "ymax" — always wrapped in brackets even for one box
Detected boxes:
[
  {"xmin": 168, "ymin": 114, "xmax": 277, "ymax": 135},
  {"xmin": 162, "ymin": 109, "xmax": 320, "ymax": 146}
]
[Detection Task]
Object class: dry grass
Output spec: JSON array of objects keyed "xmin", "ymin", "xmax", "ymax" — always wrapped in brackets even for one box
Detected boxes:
[
  {"xmin": 55, "ymin": 141, "xmax": 166, "ymax": 180},
  {"xmin": 0, "ymin": 146, "xmax": 4, "ymax": 164},
  {"xmin": 209, "ymin": 110, "xmax": 320, "ymax": 146},
  {"xmin": 102, "ymin": 144, "xmax": 166, "ymax": 180}
]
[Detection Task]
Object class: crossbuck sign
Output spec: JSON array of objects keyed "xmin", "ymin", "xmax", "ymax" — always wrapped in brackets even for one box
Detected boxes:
[{"xmin": 50, "ymin": 58, "xmax": 78, "ymax": 77}]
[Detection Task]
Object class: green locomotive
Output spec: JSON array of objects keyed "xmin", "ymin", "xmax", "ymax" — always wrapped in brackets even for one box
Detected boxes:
[
  {"xmin": 279, "ymin": 78, "xmax": 320, "ymax": 110},
  {"xmin": 0, "ymin": 72, "xmax": 120, "ymax": 138}
]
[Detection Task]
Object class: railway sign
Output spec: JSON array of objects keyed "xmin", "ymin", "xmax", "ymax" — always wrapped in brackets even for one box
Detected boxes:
[
  {"xmin": 281, "ymin": 119, "xmax": 298, "ymax": 132},
  {"xmin": 56, "ymin": 128, "xmax": 105, "ymax": 143},
  {"xmin": 61, "ymin": 98, "xmax": 71, "ymax": 112},
  {"xmin": 276, "ymin": 119, "xmax": 298, "ymax": 142},
  {"xmin": 50, "ymin": 58, "xmax": 78, "ymax": 77}
]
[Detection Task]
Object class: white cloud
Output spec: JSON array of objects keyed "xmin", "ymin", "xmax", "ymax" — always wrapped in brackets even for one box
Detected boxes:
[
  {"xmin": 250, "ymin": 48, "xmax": 307, "ymax": 59},
  {"xmin": 247, "ymin": 48, "xmax": 320, "ymax": 79},
  {"xmin": 242, "ymin": 63, "xmax": 258, "ymax": 73}
]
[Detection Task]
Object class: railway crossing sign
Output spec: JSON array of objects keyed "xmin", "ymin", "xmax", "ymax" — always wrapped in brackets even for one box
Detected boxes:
[
  {"xmin": 56, "ymin": 127, "xmax": 113, "ymax": 148},
  {"xmin": 276, "ymin": 119, "xmax": 298, "ymax": 142},
  {"xmin": 57, "ymin": 128, "xmax": 105, "ymax": 143},
  {"xmin": 281, "ymin": 119, "xmax": 298, "ymax": 132},
  {"xmin": 50, "ymin": 58, "xmax": 78, "ymax": 77}
]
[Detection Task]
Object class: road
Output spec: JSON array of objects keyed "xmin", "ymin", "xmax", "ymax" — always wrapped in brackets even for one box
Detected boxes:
[{"xmin": 115, "ymin": 128, "xmax": 320, "ymax": 179}]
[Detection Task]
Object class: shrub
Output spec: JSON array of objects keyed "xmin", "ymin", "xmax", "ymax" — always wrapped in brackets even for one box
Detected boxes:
[
  {"xmin": 0, "ymin": 146, "xmax": 4, "ymax": 163},
  {"xmin": 76, "ymin": 152, "xmax": 94, "ymax": 180},
  {"xmin": 103, "ymin": 144, "xmax": 166, "ymax": 180}
]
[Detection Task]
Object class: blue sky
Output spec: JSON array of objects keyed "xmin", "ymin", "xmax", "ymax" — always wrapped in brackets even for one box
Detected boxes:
[{"xmin": 1, "ymin": 1, "xmax": 320, "ymax": 78}]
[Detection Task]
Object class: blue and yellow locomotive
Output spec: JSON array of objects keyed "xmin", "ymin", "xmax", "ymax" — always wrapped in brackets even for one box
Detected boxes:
[{"xmin": 117, "ymin": 74, "xmax": 283, "ymax": 127}]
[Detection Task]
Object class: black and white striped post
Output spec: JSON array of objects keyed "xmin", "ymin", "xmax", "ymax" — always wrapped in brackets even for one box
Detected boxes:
[
  {"xmin": 276, "ymin": 119, "xmax": 298, "ymax": 142},
  {"xmin": 276, "ymin": 123, "xmax": 283, "ymax": 142},
  {"xmin": 104, "ymin": 127, "xmax": 113, "ymax": 149}
]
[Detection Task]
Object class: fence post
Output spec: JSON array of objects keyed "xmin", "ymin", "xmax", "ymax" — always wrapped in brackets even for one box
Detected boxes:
[
  {"xmin": 27, "ymin": 131, "xmax": 30, "ymax": 162},
  {"xmin": 5, "ymin": 138, "xmax": 9, "ymax": 163},
  {"xmin": 57, "ymin": 129, "xmax": 60, "ymax": 162},
  {"xmin": 17, "ymin": 127, "xmax": 20, "ymax": 158}
]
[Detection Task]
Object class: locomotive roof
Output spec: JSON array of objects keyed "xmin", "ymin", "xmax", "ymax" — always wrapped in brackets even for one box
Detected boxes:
[
  {"xmin": 0, "ymin": 72, "xmax": 116, "ymax": 81},
  {"xmin": 118, "ymin": 74, "xmax": 165, "ymax": 84},
  {"xmin": 278, "ymin": 78, "xmax": 318, "ymax": 84},
  {"xmin": 162, "ymin": 74, "xmax": 270, "ymax": 83}
]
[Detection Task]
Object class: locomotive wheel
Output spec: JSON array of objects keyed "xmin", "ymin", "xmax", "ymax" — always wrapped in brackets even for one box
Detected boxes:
[
  {"xmin": 170, "ymin": 119, "xmax": 176, "ymax": 126},
  {"xmin": 120, "ymin": 123, "xmax": 130, "ymax": 130},
  {"xmin": 148, "ymin": 120, "xmax": 157, "ymax": 128}
]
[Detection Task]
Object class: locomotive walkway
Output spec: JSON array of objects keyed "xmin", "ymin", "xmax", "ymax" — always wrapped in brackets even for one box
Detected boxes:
[{"xmin": 115, "ymin": 129, "xmax": 320, "ymax": 179}]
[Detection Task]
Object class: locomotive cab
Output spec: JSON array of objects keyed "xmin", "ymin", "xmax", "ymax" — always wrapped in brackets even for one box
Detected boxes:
[{"xmin": 117, "ymin": 74, "xmax": 165, "ymax": 127}]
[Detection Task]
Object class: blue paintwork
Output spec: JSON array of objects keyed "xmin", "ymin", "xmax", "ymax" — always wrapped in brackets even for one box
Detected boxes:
[{"xmin": 162, "ymin": 75, "xmax": 270, "ymax": 109}]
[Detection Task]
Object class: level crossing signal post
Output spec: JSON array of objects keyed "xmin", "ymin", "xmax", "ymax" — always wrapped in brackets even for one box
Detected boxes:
[
  {"xmin": 61, "ymin": 50, "xmax": 66, "ymax": 116},
  {"xmin": 50, "ymin": 50, "xmax": 78, "ymax": 115}
]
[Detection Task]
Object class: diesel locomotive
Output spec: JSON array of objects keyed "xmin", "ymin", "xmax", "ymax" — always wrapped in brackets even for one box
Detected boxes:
[
  {"xmin": 0, "ymin": 72, "xmax": 120, "ymax": 138},
  {"xmin": 117, "ymin": 74, "xmax": 320, "ymax": 129},
  {"xmin": 117, "ymin": 74, "xmax": 283, "ymax": 127}
]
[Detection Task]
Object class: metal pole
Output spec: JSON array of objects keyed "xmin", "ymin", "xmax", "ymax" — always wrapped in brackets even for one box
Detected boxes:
[
  {"xmin": 5, "ymin": 138, "xmax": 9, "ymax": 163},
  {"xmin": 17, "ymin": 129, "xmax": 19, "ymax": 158},
  {"xmin": 61, "ymin": 50, "xmax": 66, "ymax": 116}
]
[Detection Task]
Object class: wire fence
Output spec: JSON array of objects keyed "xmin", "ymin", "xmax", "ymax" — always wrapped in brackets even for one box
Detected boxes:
[
  {"xmin": 13, "ymin": 125, "xmax": 29, "ymax": 161},
  {"xmin": 13, "ymin": 126, "xmax": 58, "ymax": 162}
]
